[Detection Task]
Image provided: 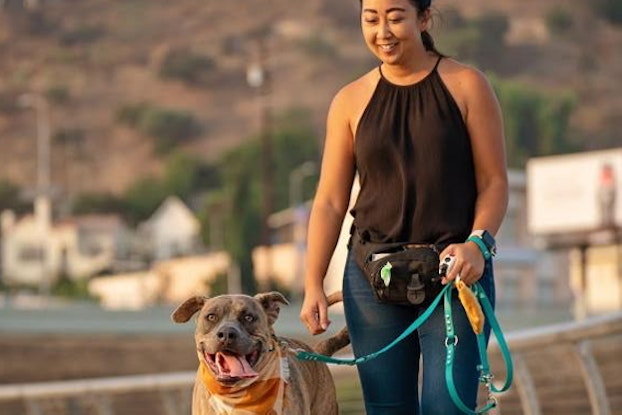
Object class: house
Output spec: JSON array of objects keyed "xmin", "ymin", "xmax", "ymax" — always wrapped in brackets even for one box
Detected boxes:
[
  {"xmin": 135, "ymin": 196, "xmax": 203, "ymax": 261},
  {"xmin": 1, "ymin": 205, "xmax": 129, "ymax": 286}
]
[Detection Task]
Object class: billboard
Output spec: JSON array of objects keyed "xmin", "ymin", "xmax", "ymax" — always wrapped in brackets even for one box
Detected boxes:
[{"xmin": 527, "ymin": 149, "xmax": 621, "ymax": 246}]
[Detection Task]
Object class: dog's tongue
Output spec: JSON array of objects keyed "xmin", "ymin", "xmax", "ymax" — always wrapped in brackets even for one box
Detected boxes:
[{"xmin": 216, "ymin": 352, "xmax": 258, "ymax": 378}]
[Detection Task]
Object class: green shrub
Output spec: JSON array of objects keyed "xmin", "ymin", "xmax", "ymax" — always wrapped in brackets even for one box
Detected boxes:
[
  {"xmin": 596, "ymin": 0, "xmax": 622, "ymax": 25},
  {"xmin": 45, "ymin": 85, "xmax": 71, "ymax": 105},
  {"xmin": 476, "ymin": 12, "xmax": 509, "ymax": 43},
  {"xmin": 53, "ymin": 128, "xmax": 84, "ymax": 147},
  {"xmin": 59, "ymin": 25, "xmax": 105, "ymax": 46},
  {"xmin": 297, "ymin": 35, "xmax": 338, "ymax": 58},
  {"xmin": 158, "ymin": 48, "xmax": 215, "ymax": 84},
  {"xmin": 51, "ymin": 275, "xmax": 95, "ymax": 300},
  {"xmin": 71, "ymin": 192, "xmax": 126, "ymax": 215},
  {"xmin": 116, "ymin": 103, "xmax": 202, "ymax": 155},
  {"xmin": 0, "ymin": 180, "xmax": 29, "ymax": 213},
  {"xmin": 437, "ymin": 12, "xmax": 508, "ymax": 68},
  {"xmin": 546, "ymin": 7, "xmax": 573, "ymax": 34},
  {"xmin": 122, "ymin": 176, "xmax": 168, "ymax": 225},
  {"xmin": 139, "ymin": 108, "xmax": 202, "ymax": 155},
  {"xmin": 116, "ymin": 102, "xmax": 150, "ymax": 126}
]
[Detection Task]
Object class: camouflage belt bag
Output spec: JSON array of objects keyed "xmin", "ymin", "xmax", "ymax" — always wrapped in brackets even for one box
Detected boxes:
[{"xmin": 351, "ymin": 231, "xmax": 443, "ymax": 307}]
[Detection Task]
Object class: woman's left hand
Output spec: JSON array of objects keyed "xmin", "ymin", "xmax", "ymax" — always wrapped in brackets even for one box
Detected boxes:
[{"xmin": 439, "ymin": 241, "xmax": 485, "ymax": 286}]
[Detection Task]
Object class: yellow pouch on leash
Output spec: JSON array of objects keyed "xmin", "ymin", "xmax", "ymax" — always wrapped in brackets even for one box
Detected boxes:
[{"xmin": 456, "ymin": 279, "xmax": 485, "ymax": 334}]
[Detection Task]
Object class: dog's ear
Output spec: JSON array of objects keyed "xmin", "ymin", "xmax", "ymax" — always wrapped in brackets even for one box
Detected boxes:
[
  {"xmin": 254, "ymin": 291, "xmax": 289, "ymax": 326},
  {"xmin": 171, "ymin": 296, "xmax": 207, "ymax": 323}
]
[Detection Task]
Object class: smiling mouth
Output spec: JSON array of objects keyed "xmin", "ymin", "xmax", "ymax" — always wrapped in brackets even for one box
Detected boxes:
[
  {"xmin": 203, "ymin": 348, "xmax": 261, "ymax": 382},
  {"xmin": 378, "ymin": 43, "xmax": 397, "ymax": 52}
]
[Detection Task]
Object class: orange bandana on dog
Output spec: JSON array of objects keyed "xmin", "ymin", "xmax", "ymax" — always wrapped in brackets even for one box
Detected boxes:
[{"xmin": 198, "ymin": 341, "xmax": 289, "ymax": 415}]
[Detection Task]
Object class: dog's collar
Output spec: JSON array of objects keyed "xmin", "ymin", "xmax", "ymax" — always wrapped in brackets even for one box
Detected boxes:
[
  {"xmin": 267, "ymin": 335, "xmax": 289, "ymax": 353},
  {"xmin": 266, "ymin": 335, "xmax": 279, "ymax": 352}
]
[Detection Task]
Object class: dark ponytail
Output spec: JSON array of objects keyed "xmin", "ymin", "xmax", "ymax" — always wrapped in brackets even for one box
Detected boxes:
[
  {"xmin": 421, "ymin": 30, "xmax": 444, "ymax": 57},
  {"xmin": 412, "ymin": 1, "xmax": 444, "ymax": 57}
]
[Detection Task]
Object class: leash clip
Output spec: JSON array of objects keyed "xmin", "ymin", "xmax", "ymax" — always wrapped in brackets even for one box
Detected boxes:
[
  {"xmin": 486, "ymin": 393, "xmax": 498, "ymax": 408},
  {"xmin": 444, "ymin": 335, "xmax": 458, "ymax": 347},
  {"xmin": 479, "ymin": 372, "xmax": 494, "ymax": 385}
]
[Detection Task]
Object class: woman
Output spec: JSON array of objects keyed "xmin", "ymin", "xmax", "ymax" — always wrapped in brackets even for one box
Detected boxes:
[{"xmin": 299, "ymin": 0, "xmax": 508, "ymax": 413}]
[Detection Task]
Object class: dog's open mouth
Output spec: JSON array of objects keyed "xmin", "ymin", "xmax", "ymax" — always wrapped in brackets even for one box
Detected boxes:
[{"xmin": 204, "ymin": 349, "xmax": 260, "ymax": 381}]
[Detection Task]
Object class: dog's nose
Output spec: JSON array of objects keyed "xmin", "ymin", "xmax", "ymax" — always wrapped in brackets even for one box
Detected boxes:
[{"xmin": 217, "ymin": 326, "xmax": 238, "ymax": 343}]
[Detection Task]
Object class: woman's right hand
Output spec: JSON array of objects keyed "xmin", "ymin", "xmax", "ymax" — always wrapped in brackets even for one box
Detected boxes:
[{"xmin": 299, "ymin": 286, "xmax": 331, "ymax": 335}]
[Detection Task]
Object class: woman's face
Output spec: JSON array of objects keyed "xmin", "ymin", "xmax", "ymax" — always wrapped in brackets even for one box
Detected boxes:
[{"xmin": 360, "ymin": 0, "xmax": 429, "ymax": 65}]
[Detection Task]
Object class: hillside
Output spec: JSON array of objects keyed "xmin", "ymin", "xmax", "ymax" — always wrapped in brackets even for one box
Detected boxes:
[{"xmin": 0, "ymin": 0, "xmax": 620, "ymax": 198}]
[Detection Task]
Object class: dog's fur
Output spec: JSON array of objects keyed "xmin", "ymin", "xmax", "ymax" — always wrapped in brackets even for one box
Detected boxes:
[{"xmin": 172, "ymin": 291, "xmax": 346, "ymax": 415}]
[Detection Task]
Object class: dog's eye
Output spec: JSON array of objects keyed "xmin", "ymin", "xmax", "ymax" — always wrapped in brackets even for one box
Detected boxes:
[
  {"xmin": 206, "ymin": 313, "xmax": 218, "ymax": 322},
  {"xmin": 243, "ymin": 313, "xmax": 256, "ymax": 323}
]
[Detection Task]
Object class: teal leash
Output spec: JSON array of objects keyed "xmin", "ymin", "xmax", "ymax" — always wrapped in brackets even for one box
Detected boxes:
[
  {"xmin": 294, "ymin": 284, "xmax": 452, "ymax": 365},
  {"xmin": 294, "ymin": 282, "xmax": 513, "ymax": 414},
  {"xmin": 444, "ymin": 283, "xmax": 513, "ymax": 414}
]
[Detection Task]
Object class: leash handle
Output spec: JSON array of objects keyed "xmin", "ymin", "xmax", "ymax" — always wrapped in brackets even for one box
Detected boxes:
[
  {"xmin": 294, "ymin": 284, "xmax": 452, "ymax": 365},
  {"xmin": 444, "ymin": 282, "xmax": 514, "ymax": 414},
  {"xmin": 474, "ymin": 283, "xmax": 514, "ymax": 393}
]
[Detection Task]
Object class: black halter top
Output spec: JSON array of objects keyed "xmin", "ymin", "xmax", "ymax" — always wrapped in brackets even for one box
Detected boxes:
[{"xmin": 351, "ymin": 57, "xmax": 476, "ymax": 248}]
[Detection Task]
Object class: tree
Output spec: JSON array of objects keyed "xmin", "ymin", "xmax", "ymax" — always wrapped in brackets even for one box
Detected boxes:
[
  {"xmin": 215, "ymin": 107, "xmax": 321, "ymax": 294},
  {"xmin": 491, "ymin": 77, "xmax": 579, "ymax": 168},
  {"xmin": 0, "ymin": 180, "xmax": 29, "ymax": 214},
  {"xmin": 122, "ymin": 176, "xmax": 167, "ymax": 226},
  {"xmin": 162, "ymin": 152, "xmax": 220, "ymax": 199}
]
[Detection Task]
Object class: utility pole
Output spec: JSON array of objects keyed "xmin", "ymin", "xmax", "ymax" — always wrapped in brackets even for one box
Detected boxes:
[
  {"xmin": 247, "ymin": 32, "xmax": 274, "ymax": 284},
  {"xmin": 289, "ymin": 161, "xmax": 318, "ymax": 299},
  {"xmin": 18, "ymin": 92, "xmax": 52, "ymax": 302}
]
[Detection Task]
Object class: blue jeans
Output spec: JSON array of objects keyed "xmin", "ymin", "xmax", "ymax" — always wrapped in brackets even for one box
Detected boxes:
[{"xmin": 343, "ymin": 249, "xmax": 495, "ymax": 415}]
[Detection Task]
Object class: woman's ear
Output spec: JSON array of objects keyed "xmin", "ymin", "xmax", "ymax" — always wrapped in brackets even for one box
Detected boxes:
[{"xmin": 418, "ymin": 8, "xmax": 431, "ymax": 31}]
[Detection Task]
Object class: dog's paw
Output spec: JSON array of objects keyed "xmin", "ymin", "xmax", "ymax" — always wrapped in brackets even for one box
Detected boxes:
[{"xmin": 313, "ymin": 327, "xmax": 350, "ymax": 357}]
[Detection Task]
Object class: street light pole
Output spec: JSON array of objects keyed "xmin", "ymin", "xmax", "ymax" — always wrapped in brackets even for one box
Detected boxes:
[
  {"xmin": 247, "ymin": 33, "xmax": 275, "ymax": 285},
  {"xmin": 18, "ymin": 92, "xmax": 52, "ymax": 301},
  {"xmin": 289, "ymin": 161, "xmax": 318, "ymax": 209},
  {"xmin": 289, "ymin": 161, "xmax": 318, "ymax": 298}
]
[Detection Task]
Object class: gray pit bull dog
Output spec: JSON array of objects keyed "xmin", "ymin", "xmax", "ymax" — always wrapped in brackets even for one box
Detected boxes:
[{"xmin": 172, "ymin": 291, "xmax": 348, "ymax": 415}]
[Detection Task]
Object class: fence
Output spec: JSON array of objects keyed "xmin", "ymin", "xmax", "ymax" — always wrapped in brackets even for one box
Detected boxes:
[
  {"xmin": 488, "ymin": 311, "xmax": 622, "ymax": 415},
  {"xmin": 1, "ymin": 311, "xmax": 621, "ymax": 415}
]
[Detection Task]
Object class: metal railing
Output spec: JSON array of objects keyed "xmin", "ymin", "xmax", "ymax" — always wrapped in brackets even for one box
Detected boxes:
[
  {"xmin": 488, "ymin": 311, "xmax": 622, "ymax": 415},
  {"xmin": 0, "ymin": 372, "xmax": 195, "ymax": 415},
  {"xmin": 1, "ymin": 311, "xmax": 621, "ymax": 415}
]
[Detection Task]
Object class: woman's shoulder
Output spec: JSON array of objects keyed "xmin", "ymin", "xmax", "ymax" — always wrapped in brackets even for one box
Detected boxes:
[
  {"xmin": 334, "ymin": 68, "xmax": 379, "ymax": 105},
  {"xmin": 438, "ymin": 58, "xmax": 493, "ymax": 94},
  {"xmin": 437, "ymin": 57, "xmax": 495, "ymax": 112},
  {"xmin": 330, "ymin": 68, "xmax": 380, "ymax": 115}
]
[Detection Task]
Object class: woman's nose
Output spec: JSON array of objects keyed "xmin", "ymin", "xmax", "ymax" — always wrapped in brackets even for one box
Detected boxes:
[{"xmin": 377, "ymin": 21, "xmax": 391, "ymax": 39}]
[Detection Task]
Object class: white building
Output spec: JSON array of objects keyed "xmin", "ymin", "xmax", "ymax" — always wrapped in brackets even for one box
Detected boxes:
[
  {"xmin": 135, "ymin": 196, "xmax": 203, "ymax": 261},
  {"xmin": 1, "ymin": 209, "xmax": 129, "ymax": 286}
]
